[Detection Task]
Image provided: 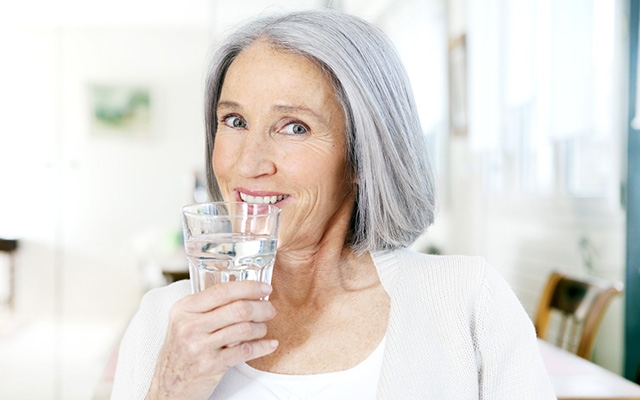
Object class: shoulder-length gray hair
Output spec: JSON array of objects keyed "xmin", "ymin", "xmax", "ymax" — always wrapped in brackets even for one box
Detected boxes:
[{"xmin": 204, "ymin": 9, "xmax": 436, "ymax": 253}]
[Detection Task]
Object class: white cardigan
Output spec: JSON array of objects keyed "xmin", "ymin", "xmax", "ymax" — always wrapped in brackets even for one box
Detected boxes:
[{"xmin": 111, "ymin": 249, "xmax": 556, "ymax": 399}]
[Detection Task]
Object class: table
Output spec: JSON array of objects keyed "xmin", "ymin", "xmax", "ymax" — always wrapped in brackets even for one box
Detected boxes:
[
  {"xmin": 160, "ymin": 248, "xmax": 189, "ymax": 283},
  {"xmin": 539, "ymin": 339, "xmax": 640, "ymax": 400},
  {"xmin": 0, "ymin": 238, "xmax": 18, "ymax": 311}
]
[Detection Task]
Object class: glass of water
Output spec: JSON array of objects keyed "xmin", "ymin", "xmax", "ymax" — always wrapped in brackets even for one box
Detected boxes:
[{"xmin": 181, "ymin": 202, "xmax": 281, "ymax": 295}]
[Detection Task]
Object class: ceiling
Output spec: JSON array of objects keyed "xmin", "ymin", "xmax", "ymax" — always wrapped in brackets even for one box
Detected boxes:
[{"xmin": 1, "ymin": 0, "xmax": 400, "ymax": 29}]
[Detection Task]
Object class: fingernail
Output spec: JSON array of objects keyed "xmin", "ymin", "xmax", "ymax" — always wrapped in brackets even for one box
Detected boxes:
[
  {"xmin": 270, "ymin": 340, "xmax": 279, "ymax": 349},
  {"xmin": 260, "ymin": 283, "xmax": 273, "ymax": 295}
]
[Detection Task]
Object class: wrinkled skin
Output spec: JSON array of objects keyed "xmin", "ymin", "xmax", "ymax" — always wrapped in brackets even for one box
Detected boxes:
[
  {"xmin": 145, "ymin": 281, "xmax": 277, "ymax": 399},
  {"xmin": 146, "ymin": 38, "xmax": 359, "ymax": 398}
]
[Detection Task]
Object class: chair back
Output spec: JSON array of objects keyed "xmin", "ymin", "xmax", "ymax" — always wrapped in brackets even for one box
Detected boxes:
[{"xmin": 534, "ymin": 270, "xmax": 623, "ymax": 359}]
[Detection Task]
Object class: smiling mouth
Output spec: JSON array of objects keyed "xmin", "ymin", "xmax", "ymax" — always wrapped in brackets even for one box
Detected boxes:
[{"xmin": 239, "ymin": 192, "xmax": 288, "ymax": 205}]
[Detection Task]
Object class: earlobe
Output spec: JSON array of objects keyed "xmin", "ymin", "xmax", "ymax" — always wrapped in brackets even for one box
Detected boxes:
[
  {"xmin": 342, "ymin": 167, "xmax": 359, "ymax": 187},
  {"xmin": 349, "ymin": 168, "xmax": 360, "ymax": 186}
]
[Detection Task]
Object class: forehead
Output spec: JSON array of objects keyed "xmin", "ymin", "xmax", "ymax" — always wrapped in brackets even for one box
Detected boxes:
[{"xmin": 220, "ymin": 40, "xmax": 335, "ymax": 99}]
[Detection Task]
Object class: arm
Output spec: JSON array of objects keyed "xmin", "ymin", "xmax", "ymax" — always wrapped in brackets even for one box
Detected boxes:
[
  {"xmin": 474, "ymin": 262, "xmax": 557, "ymax": 399},
  {"xmin": 111, "ymin": 281, "xmax": 278, "ymax": 400},
  {"xmin": 146, "ymin": 281, "xmax": 277, "ymax": 399}
]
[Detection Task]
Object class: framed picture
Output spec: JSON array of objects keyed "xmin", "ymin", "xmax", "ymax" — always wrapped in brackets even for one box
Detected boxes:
[
  {"xmin": 448, "ymin": 34, "xmax": 467, "ymax": 136},
  {"xmin": 90, "ymin": 84, "xmax": 152, "ymax": 138}
]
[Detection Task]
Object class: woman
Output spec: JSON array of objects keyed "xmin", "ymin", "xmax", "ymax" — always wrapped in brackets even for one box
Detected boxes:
[{"xmin": 112, "ymin": 9, "xmax": 556, "ymax": 399}]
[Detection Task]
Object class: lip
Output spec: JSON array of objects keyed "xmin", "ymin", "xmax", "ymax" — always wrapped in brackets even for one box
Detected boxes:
[{"xmin": 235, "ymin": 188, "xmax": 290, "ymax": 205}]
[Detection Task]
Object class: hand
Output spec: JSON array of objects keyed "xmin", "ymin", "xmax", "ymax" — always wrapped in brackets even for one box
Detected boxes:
[{"xmin": 146, "ymin": 281, "xmax": 278, "ymax": 399}]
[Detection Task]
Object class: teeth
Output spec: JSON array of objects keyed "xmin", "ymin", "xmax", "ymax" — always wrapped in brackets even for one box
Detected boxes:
[{"xmin": 240, "ymin": 192, "xmax": 287, "ymax": 204}]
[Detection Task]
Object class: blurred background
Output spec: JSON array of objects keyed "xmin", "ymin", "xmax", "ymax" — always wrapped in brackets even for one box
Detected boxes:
[{"xmin": 0, "ymin": 0, "xmax": 638, "ymax": 398}]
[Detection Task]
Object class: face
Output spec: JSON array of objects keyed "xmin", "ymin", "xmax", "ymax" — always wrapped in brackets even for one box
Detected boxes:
[{"xmin": 213, "ymin": 41, "xmax": 354, "ymax": 251}]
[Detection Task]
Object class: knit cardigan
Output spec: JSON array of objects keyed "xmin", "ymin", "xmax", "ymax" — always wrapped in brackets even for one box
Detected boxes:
[{"xmin": 111, "ymin": 249, "xmax": 556, "ymax": 399}]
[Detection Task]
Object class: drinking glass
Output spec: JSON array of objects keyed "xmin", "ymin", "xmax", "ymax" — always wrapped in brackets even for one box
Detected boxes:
[{"xmin": 181, "ymin": 202, "xmax": 281, "ymax": 295}]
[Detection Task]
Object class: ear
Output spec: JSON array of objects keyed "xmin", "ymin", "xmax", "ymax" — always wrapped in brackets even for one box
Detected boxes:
[{"xmin": 345, "ymin": 164, "xmax": 359, "ymax": 186}]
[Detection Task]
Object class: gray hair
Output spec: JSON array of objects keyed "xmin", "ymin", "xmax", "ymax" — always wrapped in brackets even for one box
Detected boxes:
[{"xmin": 204, "ymin": 9, "xmax": 436, "ymax": 253}]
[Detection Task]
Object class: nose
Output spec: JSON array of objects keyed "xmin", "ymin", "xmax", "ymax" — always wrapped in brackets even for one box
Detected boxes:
[{"xmin": 235, "ymin": 130, "xmax": 276, "ymax": 178}]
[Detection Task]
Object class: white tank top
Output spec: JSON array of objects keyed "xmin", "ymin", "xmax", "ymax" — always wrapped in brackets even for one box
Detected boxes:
[{"xmin": 210, "ymin": 336, "xmax": 386, "ymax": 400}]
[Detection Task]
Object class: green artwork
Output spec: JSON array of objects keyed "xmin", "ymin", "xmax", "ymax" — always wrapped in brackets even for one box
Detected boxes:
[{"xmin": 91, "ymin": 85, "xmax": 151, "ymax": 137}]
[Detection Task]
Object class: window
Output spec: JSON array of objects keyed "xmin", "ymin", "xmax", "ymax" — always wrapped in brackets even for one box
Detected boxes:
[{"xmin": 468, "ymin": 0, "xmax": 623, "ymax": 202}]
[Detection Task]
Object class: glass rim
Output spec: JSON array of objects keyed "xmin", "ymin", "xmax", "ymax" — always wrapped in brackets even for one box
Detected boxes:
[{"xmin": 181, "ymin": 201, "xmax": 281, "ymax": 217}]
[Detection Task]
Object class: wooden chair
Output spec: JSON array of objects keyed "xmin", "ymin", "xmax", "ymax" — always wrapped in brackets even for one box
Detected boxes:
[{"xmin": 534, "ymin": 270, "xmax": 623, "ymax": 359}]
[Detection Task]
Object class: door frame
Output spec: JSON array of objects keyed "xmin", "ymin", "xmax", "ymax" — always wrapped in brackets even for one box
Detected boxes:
[{"xmin": 625, "ymin": 0, "xmax": 640, "ymax": 382}]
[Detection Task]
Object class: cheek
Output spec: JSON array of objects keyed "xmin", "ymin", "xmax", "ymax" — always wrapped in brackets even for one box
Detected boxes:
[
  {"xmin": 211, "ymin": 142, "xmax": 238, "ymax": 199},
  {"xmin": 212, "ymin": 139, "xmax": 232, "ymax": 176},
  {"xmin": 299, "ymin": 157, "xmax": 349, "ymax": 201}
]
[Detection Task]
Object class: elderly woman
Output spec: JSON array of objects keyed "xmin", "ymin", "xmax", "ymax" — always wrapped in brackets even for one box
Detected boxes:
[{"xmin": 112, "ymin": 9, "xmax": 555, "ymax": 400}]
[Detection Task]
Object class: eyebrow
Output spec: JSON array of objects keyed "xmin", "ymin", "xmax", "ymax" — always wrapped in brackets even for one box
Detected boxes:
[
  {"xmin": 217, "ymin": 100, "xmax": 241, "ymax": 112},
  {"xmin": 272, "ymin": 104, "xmax": 323, "ymax": 121}
]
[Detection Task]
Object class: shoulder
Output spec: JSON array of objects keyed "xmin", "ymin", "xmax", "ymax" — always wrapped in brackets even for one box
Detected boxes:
[
  {"xmin": 373, "ymin": 248, "xmax": 517, "ymax": 316},
  {"xmin": 139, "ymin": 279, "xmax": 192, "ymax": 314},
  {"xmin": 112, "ymin": 280, "xmax": 191, "ymax": 398},
  {"xmin": 372, "ymin": 248, "xmax": 491, "ymax": 295},
  {"xmin": 380, "ymin": 249, "xmax": 531, "ymax": 333},
  {"xmin": 122, "ymin": 280, "xmax": 192, "ymax": 351},
  {"xmin": 397, "ymin": 249, "xmax": 486, "ymax": 274}
]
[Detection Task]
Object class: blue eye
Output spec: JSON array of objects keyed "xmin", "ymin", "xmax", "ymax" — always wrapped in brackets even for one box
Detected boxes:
[
  {"xmin": 283, "ymin": 122, "xmax": 308, "ymax": 135},
  {"xmin": 223, "ymin": 115, "xmax": 247, "ymax": 128}
]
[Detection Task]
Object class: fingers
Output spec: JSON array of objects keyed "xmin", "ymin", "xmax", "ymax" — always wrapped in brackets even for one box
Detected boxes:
[
  {"xmin": 214, "ymin": 320, "xmax": 268, "ymax": 348},
  {"xmin": 168, "ymin": 280, "xmax": 277, "ymax": 348},
  {"xmin": 216, "ymin": 338, "xmax": 279, "ymax": 369},
  {"xmin": 206, "ymin": 299, "xmax": 277, "ymax": 333},
  {"xmin": 149, "ymin": 281, "xmax": 278, "ymax": 399},
  {"xmin": 180, "ymin": 280, "xmax": 273, "ymax": 313}
]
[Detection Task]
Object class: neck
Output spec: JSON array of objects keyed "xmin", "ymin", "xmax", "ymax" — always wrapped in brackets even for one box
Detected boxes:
[
  {"xmin": 270, "ymin": 195, "xmax": 376, "ymax": 307},
  {"xmin": 272, "ymin": 246, "xmax": 360, "ymax": 306}
]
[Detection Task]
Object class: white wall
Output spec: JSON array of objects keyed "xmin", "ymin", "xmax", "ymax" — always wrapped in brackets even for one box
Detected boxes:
[
  {"xmin": 0, "ymin": 28, "xmax": 60, "ymax": 316},
  {"xmin": 0, "ymin": 25, "xmax": 211, "ymax": 319},
  {"xmin": 438, "ymin": 0, "xmax": 628, "ymax": 374},
  {"xmin": 0, "ymin": 0, "xmax": 406, "ymax": 319},
  {"xmin": 58, "ymin": 27, "xmax": 211, "ymax": 317}
]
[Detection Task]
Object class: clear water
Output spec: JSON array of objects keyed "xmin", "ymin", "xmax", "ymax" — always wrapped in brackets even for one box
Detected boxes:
[{"xmin": 185, "ymin": 233, "xmax": 277, "ymax": 294}]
